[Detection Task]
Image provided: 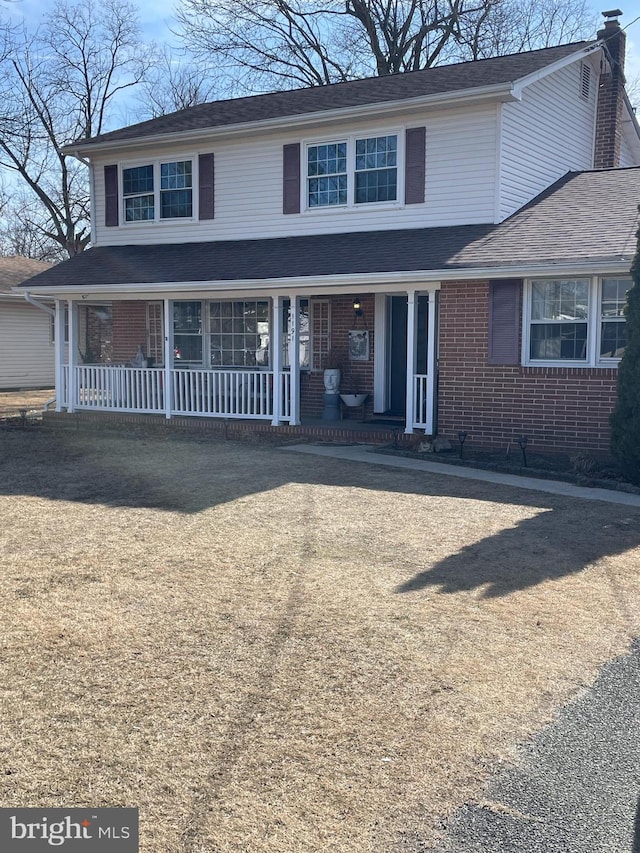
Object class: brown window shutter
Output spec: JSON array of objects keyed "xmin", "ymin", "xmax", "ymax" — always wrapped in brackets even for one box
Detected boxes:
[
  {"xmin": 104, "ymin": 164, "xmax": 119, "ymax": 227},
  {"xmin": 404, "ymin": 127, "xmax": 426, "ymax": 205},
  {"xmin": 488, "ymin": 279, "xmax": 522, "ymax": 365},
  {"xmin": 199, "ymin": 153, "xmax": 215, "ymax": 220},
  {"xmin": 283, "ymin": 143, "xmax": 301, "ymax": 214}
]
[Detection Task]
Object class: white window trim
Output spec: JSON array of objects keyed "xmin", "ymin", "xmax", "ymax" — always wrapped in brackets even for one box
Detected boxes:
[
  {"xmin": 119, "ymin": 154, "xmax": 198, "ymax": 225},
  {"xmin": 302, "ymin": 129, "xmax": 405, "ymax": 213},
  {"xmin": 521, "ymin": 275, "xmax": 630, "ymax": 367}
]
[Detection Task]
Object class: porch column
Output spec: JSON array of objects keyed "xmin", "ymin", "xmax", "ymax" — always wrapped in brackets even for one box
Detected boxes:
[
  {"xmin": 404, "ymin": 290, "xmax": 417, "ymax": 434},
  {"xmin": 425, "ymin": 291, "xmax": 438, "ymax": 435},
  {"xmin": 54, "ymin": 299, "xmax": 65, "ymax": 412},
  {"xmin": 289, "ymin": 294, "xmax": 301, "ymax": 426},
  {"xmin": 271, "ymin": 295, "xmax": 283, "ymax": 425},
  {"xmin": 163, "ymin": 299, "xmax": 173, "ymax": 419},
  {"xmin": 67, "ymin": 299, "xmax": 78, "ymax": 413}
]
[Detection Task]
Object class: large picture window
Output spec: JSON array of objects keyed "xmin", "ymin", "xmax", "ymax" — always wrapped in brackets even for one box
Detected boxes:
[
  {"xmin": 523, "ymin": 277, "xmax": 631, "ymax": 366},
  {"xmin": 209, "ymin": 301, "xmax": 270, "ymax": 367},
  {"xmin": 123, "ymin": 159, "xmax": 193, "ymax": 222},
  {"xmin": 306, "ymin": 133, "xmax": 399, "ymax": 208}
]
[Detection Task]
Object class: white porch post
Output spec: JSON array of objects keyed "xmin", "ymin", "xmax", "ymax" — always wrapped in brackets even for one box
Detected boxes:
[
  {"xmin": 289, "ymin": 294, "xmax": 301, "ymax": 426},
  {"xmin": 54, "ymin": 299, "xmax": 65, "ymax": 412},
  {"xmin": 405, "ymin": 290, "xmax": 417, "ymax": 434},
  {"xmin": 426, "ymin": 290, "xmax": 438, "ymax": 435},
  {"xmin": 163, "ymin": 299, "xmax": 173, "ymax": 419},
  {"xmin": 271, "ymin": 295, "xmax": 283, "ymax": 425},
  {"xmin": 67, "ymin": 299, "xmax": 78, "ymax": 413}
]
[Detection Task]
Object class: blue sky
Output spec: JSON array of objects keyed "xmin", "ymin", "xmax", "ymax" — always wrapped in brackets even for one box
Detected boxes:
[{"xmin": 6, "ymin": 0, "xmax": 640, "ymax": 84}]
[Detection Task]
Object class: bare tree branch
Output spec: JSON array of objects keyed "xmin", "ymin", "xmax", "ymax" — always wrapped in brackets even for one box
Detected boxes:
[
  {"xmin": 0, "ymin": 0, "xmax": 153, "ymax": 258},
  {"xmin": 175, "ymin": 0, "xmax": 595, "ymax": 93}
]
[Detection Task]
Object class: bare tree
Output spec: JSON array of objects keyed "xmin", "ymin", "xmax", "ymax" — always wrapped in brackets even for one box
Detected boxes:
[
  {"xmin": 0, "ymin": 0, "xmax": 153, "ymax": 258},
  {"xmin": 138, "ymin": 46, "xmax": 220, "ymax": 119},
  {"xmin": 175, "ymin": 0, "xmax": 596, "ymax": 94}
]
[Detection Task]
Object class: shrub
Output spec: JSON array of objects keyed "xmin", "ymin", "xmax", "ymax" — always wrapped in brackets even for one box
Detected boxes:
[{"xmin": 610, "ymin": 224, "xmax": 640, "ymax": 484}]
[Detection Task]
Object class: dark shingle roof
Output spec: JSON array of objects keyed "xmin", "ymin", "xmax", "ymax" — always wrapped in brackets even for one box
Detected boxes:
[
  {"xmin": 17, "ymin": 167, "xmax": 640, "ymax": 292},
  {"xmin": 74, "ymin": 41, "xmax": 593, "ymax": 148}
]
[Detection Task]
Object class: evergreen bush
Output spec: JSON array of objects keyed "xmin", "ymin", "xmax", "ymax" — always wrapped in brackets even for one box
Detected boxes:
[{"xmin": 610, "ymin": 224, "xmax": 640, "ymax": 484}]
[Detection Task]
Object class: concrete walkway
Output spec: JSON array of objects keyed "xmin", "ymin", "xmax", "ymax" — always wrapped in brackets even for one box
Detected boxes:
[{"xmin": 282, "ymin": 444, "xmax": 640, "ymax": 507}]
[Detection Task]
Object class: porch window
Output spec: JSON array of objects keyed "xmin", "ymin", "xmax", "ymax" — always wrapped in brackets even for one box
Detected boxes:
[
  {"xmin": 282, "ymin": 299, "xmax": 329, "ymax": 369},
  {"xmin": 146, "ymin": 302, "xmax": 164, "ymax": 365},
  {"xmin": 523, "ymin": 277, "xmax": 631, "ymax": 365},
  {"xmin": 173, "ymin": 301, "xmax": 202, "ymax": 363},
  {"xmin": 209, "ymin": 301, "xmax": 270, "ymax": 367}
]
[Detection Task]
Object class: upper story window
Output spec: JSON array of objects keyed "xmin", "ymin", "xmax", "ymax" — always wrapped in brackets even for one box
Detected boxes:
[
  {"xmin": 123, "ymin": 159, "xmax": 193, "ymax": 223},
  {"xmin": 306, "ymin": 133, "xmax": 399, "ymax": 209},
  {"xmin": 523, "ymin": 277, "xmax": 631, "ymax": 366}
]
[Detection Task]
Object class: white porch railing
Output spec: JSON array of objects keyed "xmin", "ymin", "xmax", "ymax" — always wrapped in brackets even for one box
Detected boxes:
[
  {"xmin": 72, "ymin": 365, "xmax": 164, "ymax": 413},
  {"xmin": 413, "ymin": 374, "xmax": 429, "ymax": 429},
  {"xmin": 172, "ymin": 368, "xmax": 275, "ymax": 419},
  {"xmin": 63, "ymin": 365, "xmax": 292, "ymax": 421}
]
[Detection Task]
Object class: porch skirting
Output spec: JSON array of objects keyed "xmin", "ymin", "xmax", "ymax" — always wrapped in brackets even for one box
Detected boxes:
[{"xmin": 42, "ymin": 410, "xmax": 420, "ymax": 447}]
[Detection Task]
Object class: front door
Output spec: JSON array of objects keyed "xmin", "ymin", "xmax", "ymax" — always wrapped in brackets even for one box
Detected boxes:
[{"xmin": 388, "ymin": 295, "xmax": 430, "ymax": 416}]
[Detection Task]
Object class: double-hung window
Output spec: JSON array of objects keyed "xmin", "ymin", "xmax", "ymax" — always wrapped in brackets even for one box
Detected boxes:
[
  {"xmin": 523, "ymin": 277, "xmax": 631, "ymax": 366},
  {"xmin": 123, "ymin": 159, "xmax": 193, "ymax": 222},
  {"xmin": 306, "ymin": 133, "xmax": 399, "ymax": 209}
]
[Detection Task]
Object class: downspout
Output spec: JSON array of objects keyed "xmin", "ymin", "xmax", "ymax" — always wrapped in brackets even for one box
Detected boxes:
[
  {"xmin": 23, "ymin": 292, "xmax": 56, "ymax": 410},
  {"xmin": 24, "ymin": 292, "xmax": 55, "ymax": 317}
]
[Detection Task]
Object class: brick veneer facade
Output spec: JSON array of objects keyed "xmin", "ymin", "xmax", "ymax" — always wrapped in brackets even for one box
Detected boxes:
[
  {"xmin": 437, "ymin": 280, "xmax": 619, "ymax": 456},
  {"xmin": 111, "ymin": 301, "xmax": 149, "ymax": 364}
]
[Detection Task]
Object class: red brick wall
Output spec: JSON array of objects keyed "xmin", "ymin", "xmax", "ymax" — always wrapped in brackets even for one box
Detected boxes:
[
  {"xmin": 301, "ymin": 294, "xmax": 376, "ymax": 418},
  {"xmin": 111, "ymin": 302, "xmax": 148, "ymax": 364},
  {"xmin": 437, "ymin": 280, "xmax": 619, "ymax": 456}
]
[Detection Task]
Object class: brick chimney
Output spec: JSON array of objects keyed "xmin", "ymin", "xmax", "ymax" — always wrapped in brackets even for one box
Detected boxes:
[{"xmin": 594, "ymin": 9, "xmax": 626, "ymax": 169}]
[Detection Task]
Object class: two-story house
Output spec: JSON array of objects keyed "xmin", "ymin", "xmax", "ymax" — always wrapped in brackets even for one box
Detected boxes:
[{"xmin": 17, "ymin": 13, "xmax": 640, "ymax": 455}]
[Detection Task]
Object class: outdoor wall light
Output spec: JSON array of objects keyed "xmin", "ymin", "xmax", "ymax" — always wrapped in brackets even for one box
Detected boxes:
[{"xmin": 353, "ymin": 297, "xmax": 363, "ymax": 317}]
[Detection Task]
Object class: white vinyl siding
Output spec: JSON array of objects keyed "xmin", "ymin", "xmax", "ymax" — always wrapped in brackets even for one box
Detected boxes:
[
  {"xmin": 0, "ymin": 301, "xmax": 55, "ymax": 388},
  {"xmin": 499, "ymin": 62, "xmax": 596, "ymax": 220},
  {"xmin": 91, "ymin": 106, "xmax": 497, "ymax": 247}
]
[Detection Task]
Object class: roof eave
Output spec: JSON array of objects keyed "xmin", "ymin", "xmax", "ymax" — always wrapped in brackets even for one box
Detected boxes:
[
  {"xmin": 20, "ymin": 258, "xmax": 633, "ymax": 299},
  {"xmin": 63, "ymin": 82, "xmax": 517, "ymax": 157}
]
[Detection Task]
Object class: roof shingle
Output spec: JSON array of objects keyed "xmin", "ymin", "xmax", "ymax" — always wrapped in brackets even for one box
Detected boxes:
[
  {"xmin": 74, "ymin": 41, "xmax": 593, "ymax": 148},
  {"xmin": 17, "ymin": 167, "xmax": 640, "ymax": 292}
]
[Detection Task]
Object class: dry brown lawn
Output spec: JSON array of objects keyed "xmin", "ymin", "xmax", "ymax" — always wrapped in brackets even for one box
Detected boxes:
[
  {"xmin": 1, "ymin": 426, "xmax": 639, "ymax": 852},
  {"xmin": 0, "ymin": 388, "xmax": 54, "ymax": 417}
]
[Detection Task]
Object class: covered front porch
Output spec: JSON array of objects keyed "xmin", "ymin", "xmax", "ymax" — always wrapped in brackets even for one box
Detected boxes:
[{"xmin": 52, "ymin": 286, "xmax": 439, "ymax": 435}]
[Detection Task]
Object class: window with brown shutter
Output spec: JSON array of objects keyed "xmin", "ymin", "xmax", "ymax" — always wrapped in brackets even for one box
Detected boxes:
[
  {"xmin": 283, "ymin": 143, "xmax": 301, "ymax": 214},
  {"xmin": 488, "ymin": 279, "xmax": 522, "ymax": 365},
  {"xmin": 404, "ymin": 127, "xmax": 426, "ymax": 205},
  {"xmin": 104, "ymin": 164, "xmax": 119, "ymax": 227},
  {"xmin": 198, "ymin": 153, "xmax": 214, "ymax": 220}
]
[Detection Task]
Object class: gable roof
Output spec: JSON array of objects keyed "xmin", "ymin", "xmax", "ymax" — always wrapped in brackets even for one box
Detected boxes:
[
  {"xmin": 16, "ymin": 167, "xmax": 640, "ymax": 295},
  {"xmin": 71, "ymin": 41, "xmax": 594, "ymax": 150},
  {"xmin": 0, "ymin": 256, "xmax": 52, "ymax": 298}
]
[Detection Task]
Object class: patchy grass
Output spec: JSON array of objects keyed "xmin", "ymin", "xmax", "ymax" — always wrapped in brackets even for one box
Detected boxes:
[
  {"xmin": 1, "ymin": 428, "xmax": 639, "ymax": 852},
  {"xmin": 0, "ymin": 389, "xmax": 54, "ymax": 419}
]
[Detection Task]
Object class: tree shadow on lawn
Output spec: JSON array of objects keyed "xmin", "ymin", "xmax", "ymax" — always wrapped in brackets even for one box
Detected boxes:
[{"xmin": 1, "ymin": 428, "xmax": 639, "ymax": 598}]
